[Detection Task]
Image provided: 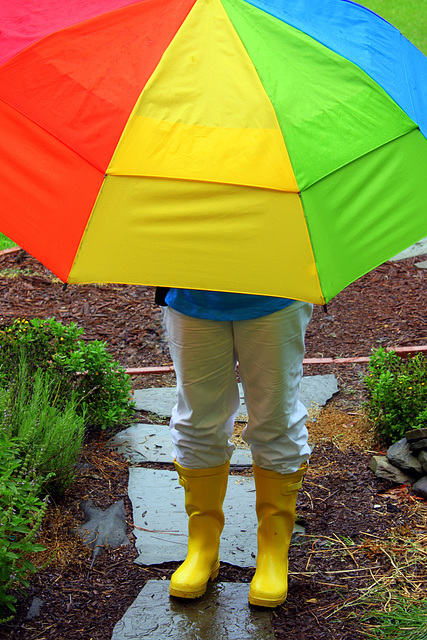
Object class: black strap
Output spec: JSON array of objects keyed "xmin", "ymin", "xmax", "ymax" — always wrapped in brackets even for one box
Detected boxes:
[{"xmin": 154, "ymin": 287, "xmax": 170, "ymax": 306}]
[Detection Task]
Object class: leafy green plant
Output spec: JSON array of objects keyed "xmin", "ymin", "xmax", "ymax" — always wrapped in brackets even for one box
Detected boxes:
[
  {"xmin": 0, "ymin": 317, "xmax": 135, "ymax": 431},
  {"xmin": 0, "ymin": 317, "xmax": 83, "ymax": 383},
  {"xmin": 0, "ymin": 435, "xmax": 49, "ymax": 621},
  {"xmin": 364, "ymin": 348, "xmax": 427, "ymax": 444},
  {"xmin": 53, "ymin": 339, "xmax": 135, "ymax": 431},
  {"xmin": 2, "ymin": 363, "xmax": 85, "ymax": 496}
]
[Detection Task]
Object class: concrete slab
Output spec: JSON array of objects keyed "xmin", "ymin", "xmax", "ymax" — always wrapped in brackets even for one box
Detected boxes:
[
  {"xmin": 129, "ymin": 468, "xmax": 256, "ymax": 567},
  {"xmin": 132, "ymin": 375, "xmax": 338, "ymax": 419},
  {"xmin": 111, "ymin": 580, "xmax": 274, "ymax": 640},
  {"xmin": 390, "ymin": 237, "xmax": 427, "ymax": 261},
  {"xmin": 128, "ymin": 468, "xmax": 305, "ymax": 568},
  {"xmin": 109, "ymin": 423, "xmax": 252, "ymax": 467},
  {"xmin": 112, "ymin": 375, "xmax": 337, "ymax": 467}
]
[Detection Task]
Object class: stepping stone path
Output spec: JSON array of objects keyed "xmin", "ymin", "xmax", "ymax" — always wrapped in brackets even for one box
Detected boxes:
[
  {"xmin": 109, "ymin": 376, "xmax": 338, "ymax": 639},
  {"xmin": 112, "ymin": 581, "xmax": 274, "ymax": 640},
  {"xmin": 130, "ymin": 376, "xmax": 339, "ymax": 420},
  {"xmin": 127, "ymin": 467, "xmax": 306, "ymax": 567}
]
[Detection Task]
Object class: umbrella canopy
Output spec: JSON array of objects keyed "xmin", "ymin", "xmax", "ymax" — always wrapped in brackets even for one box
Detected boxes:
[{"xmin": 0, "ymin": 0, "xmax": 427, "ymax": 304}]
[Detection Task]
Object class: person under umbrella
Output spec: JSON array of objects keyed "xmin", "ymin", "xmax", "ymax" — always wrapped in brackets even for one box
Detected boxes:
[{"xmin": 160, "ymin": 287, "xmax": 312, "ymax": 607}]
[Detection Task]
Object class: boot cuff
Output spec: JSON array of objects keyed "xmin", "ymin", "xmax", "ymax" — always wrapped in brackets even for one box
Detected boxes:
[{"xmin": 174, "ymin": 460, "xmax": 230, "ymax": 477}]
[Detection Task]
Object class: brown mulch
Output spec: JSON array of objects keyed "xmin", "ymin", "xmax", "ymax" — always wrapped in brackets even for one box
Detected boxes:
[{"xmin": 0, "ymin": 249, "xmax": 426, "ymax": 640}]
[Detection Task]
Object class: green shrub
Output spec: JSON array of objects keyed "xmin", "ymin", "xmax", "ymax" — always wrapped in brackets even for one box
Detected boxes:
[
  {"xmin": 0, "ymin": 435, "xmax": 49, "ymax": 621},
  {"xmin": 53, "ymin": 338, "xmax": 135, "ymax": 431},
  {"xmin": 364, "ymin": 348, "xmax": 427, "ymax": 444},
  {"xmin": 1, "ymin": 364, "xmax": 85, "ymax": 496},
  {"xmin": 0, "ymin": 317, "xmax": 135, "ymax": 431}
]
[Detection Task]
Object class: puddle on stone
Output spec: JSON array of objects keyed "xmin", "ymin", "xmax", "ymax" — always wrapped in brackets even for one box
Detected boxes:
[{"xmin": 112, "ymin": 580, "xmax": 274, "ymax": 640}]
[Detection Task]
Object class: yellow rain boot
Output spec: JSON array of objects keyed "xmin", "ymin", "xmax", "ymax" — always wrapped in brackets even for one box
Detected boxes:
[
  {"xmin": 248, "ymin": 462, "xmax": 307, "ymax": 608},
  {"xmin": 169, "ymin": 460, "xmax": 230, "ymax": 599}
]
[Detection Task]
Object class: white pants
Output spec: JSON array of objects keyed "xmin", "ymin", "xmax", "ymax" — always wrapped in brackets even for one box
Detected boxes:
[{"xmin": 164, "ymin": 301, "xmax": 313, "ymax": 473}]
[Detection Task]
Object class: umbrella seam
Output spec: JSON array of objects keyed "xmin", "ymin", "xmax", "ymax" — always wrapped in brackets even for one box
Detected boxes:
[
  {"xmin": 299, "ymin": 125, "xmax": 420, "ymax": 192},
  {"xmin": 104, "ymin": 171, "xmax": 301, "ymax": 195},
  {"xmin": 0, "ymin": 96, "xmax": 108, "ymax": 176},
  {"xmin": 397, "ymin": 32, "xmax": 417, "ymax": 123}
]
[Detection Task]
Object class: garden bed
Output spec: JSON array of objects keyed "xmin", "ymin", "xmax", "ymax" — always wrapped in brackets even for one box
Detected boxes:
[{"xmin": 0, "ymin": 250, "xmax": 426, "ymax": 640}]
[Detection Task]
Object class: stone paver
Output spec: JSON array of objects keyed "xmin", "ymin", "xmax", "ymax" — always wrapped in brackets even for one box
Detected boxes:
[
  {"xmin": 111, "ymin": 580, "xmax": 274, "ymax": 640},
  {"xmin": 132, "ymin": 375, "xmax": 339, "ymax": 419},
  {"xmin": 128, "ymin": 468, "xmax": 304, "ymax": 567},
  {"xmin": 129, "ymin": 468, "xmax": 255, "ymax": 567},
  {"xmin": 111, "ymin": 375, "xmax": 336, "ymax": 637},
  {"xmin": 390, "ymin": 236, "xmax": 427, "ymax": 261},
  {"xmin": 110, "ymin": 375, "xmax": 337, "ymax": 467},
  {"xmin": 110, "ymin": 422, "xmax": 252, "ymax": 466}
]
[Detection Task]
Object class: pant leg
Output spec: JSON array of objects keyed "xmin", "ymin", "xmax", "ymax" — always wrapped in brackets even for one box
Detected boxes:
[
  {"xmin": 234, "ymin": 301, "xmax": 313, "ymax": 474},
  {"xmin": 164, "ymin": 307, "xmax": 239, "ymax": 469}
]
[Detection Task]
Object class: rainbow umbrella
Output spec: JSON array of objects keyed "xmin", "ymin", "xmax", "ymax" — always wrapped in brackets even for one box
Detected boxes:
[{"xmin": 0, "ymin": 0, "xmax": 427, "ymax": 304}]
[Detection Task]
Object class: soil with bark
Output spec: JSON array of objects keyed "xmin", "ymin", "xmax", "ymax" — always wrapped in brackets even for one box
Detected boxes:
[{"xmin": 0, "ymin": 250, "xmax": 426, "ymax": 640}]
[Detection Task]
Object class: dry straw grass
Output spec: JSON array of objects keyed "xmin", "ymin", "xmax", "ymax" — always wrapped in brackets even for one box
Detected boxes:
[{"xmin": 300, "ymin": 491, "xmax": 427, "ymax": 628}]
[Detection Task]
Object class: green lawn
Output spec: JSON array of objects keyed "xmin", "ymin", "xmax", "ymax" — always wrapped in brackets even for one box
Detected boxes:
[
  {"xmin": 363, "ymin": 0, "xmax": 427, "ymax": 54},
  {"xmin": 0, "ymin": 233, "xmax": 17, "ymax": 251}
]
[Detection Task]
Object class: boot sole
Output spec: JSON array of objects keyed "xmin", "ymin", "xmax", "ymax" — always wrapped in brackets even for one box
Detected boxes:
[
  {"xmin": 248, "ymin": 592, "xmax": 287, "ymax": 608},
  {"xmin": 169, "ymin": 561, "xmax": 220, "ymax": 599}
]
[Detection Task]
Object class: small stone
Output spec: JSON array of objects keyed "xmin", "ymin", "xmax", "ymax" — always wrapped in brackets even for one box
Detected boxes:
[
  {"xmin": 386, "ymin": 439, "xmax": 423, "ymax": 475},
  {"xmin": 418, "ymin": 451, "xmax": 427, "ymax": 473},
  {"xmin": 78, "ymin": 499, "xmax": 130, "ymax": 564},
  {"xmin": 369, "ymin": 456, "xmax": 415, "ymax": 484},
  {"xmin": 409, "ymin": 438, "xmax": 427, "ymax": 452},
  {"xmin": 405, "ymin": 428, "xmax": 427, "ymax": 442},
  {"xmin": 26, "ymin": 597, "xmax": 43, "ymax": 620},
  {"xmin": 412, "ymin": 476, "xmax": 427, "ymax": 499}
]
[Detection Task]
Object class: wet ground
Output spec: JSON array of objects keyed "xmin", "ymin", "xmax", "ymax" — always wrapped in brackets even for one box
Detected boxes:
[{"xmin": 0, "ymin": 249, "xmax": 426, "ymax": 639}]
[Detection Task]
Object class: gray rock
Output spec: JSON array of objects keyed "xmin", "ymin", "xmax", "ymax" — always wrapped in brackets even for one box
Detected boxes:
[
  {"xmin": 112, "ymin": 580, "xmax": 274, "ymax": 640},
  {"xmin": 418, "ymin": 451, "xmax": 427, "ymax": 473},
  {"xmin": 406, "ymin": 427, "xmax": 427, "ymax": 441},
  {"xmin": 129, "ymin": 469, "xmax": 257, "ymax": 567},
  {"xmin": 386, "ymin": 439, "xmax": 423, "ymax": 475},
  {"xmin": 26, "ymin": 597, "xmax": 43, "ymax": 620},
  {"xmin": 412, "ymin": 476, "xmax": 427, "ymax": 499},
  {"xmin": 408, "ymin": 438, "xmax": 427, "ymax": 452},
  {"xmin": 369, "ymin": 456, "xmax": 415, "ymax": 484},
  {"xmin": 415, "ymin": 260, "xmax": 427, "ymax": 269},
  {"xmin": 78, "ymin": 500, "xmax": 130, "ymax": 566}
]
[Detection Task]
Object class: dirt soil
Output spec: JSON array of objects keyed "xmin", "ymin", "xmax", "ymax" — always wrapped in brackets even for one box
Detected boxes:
[{"xmin": 0, "ymin": 250, "xmax": 426, "ymax": 640}]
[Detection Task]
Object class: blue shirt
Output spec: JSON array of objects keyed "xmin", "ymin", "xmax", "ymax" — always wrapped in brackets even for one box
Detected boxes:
[{"xmin": 165, "ymin": 289, "xmax": 294, "ymax": 321}]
